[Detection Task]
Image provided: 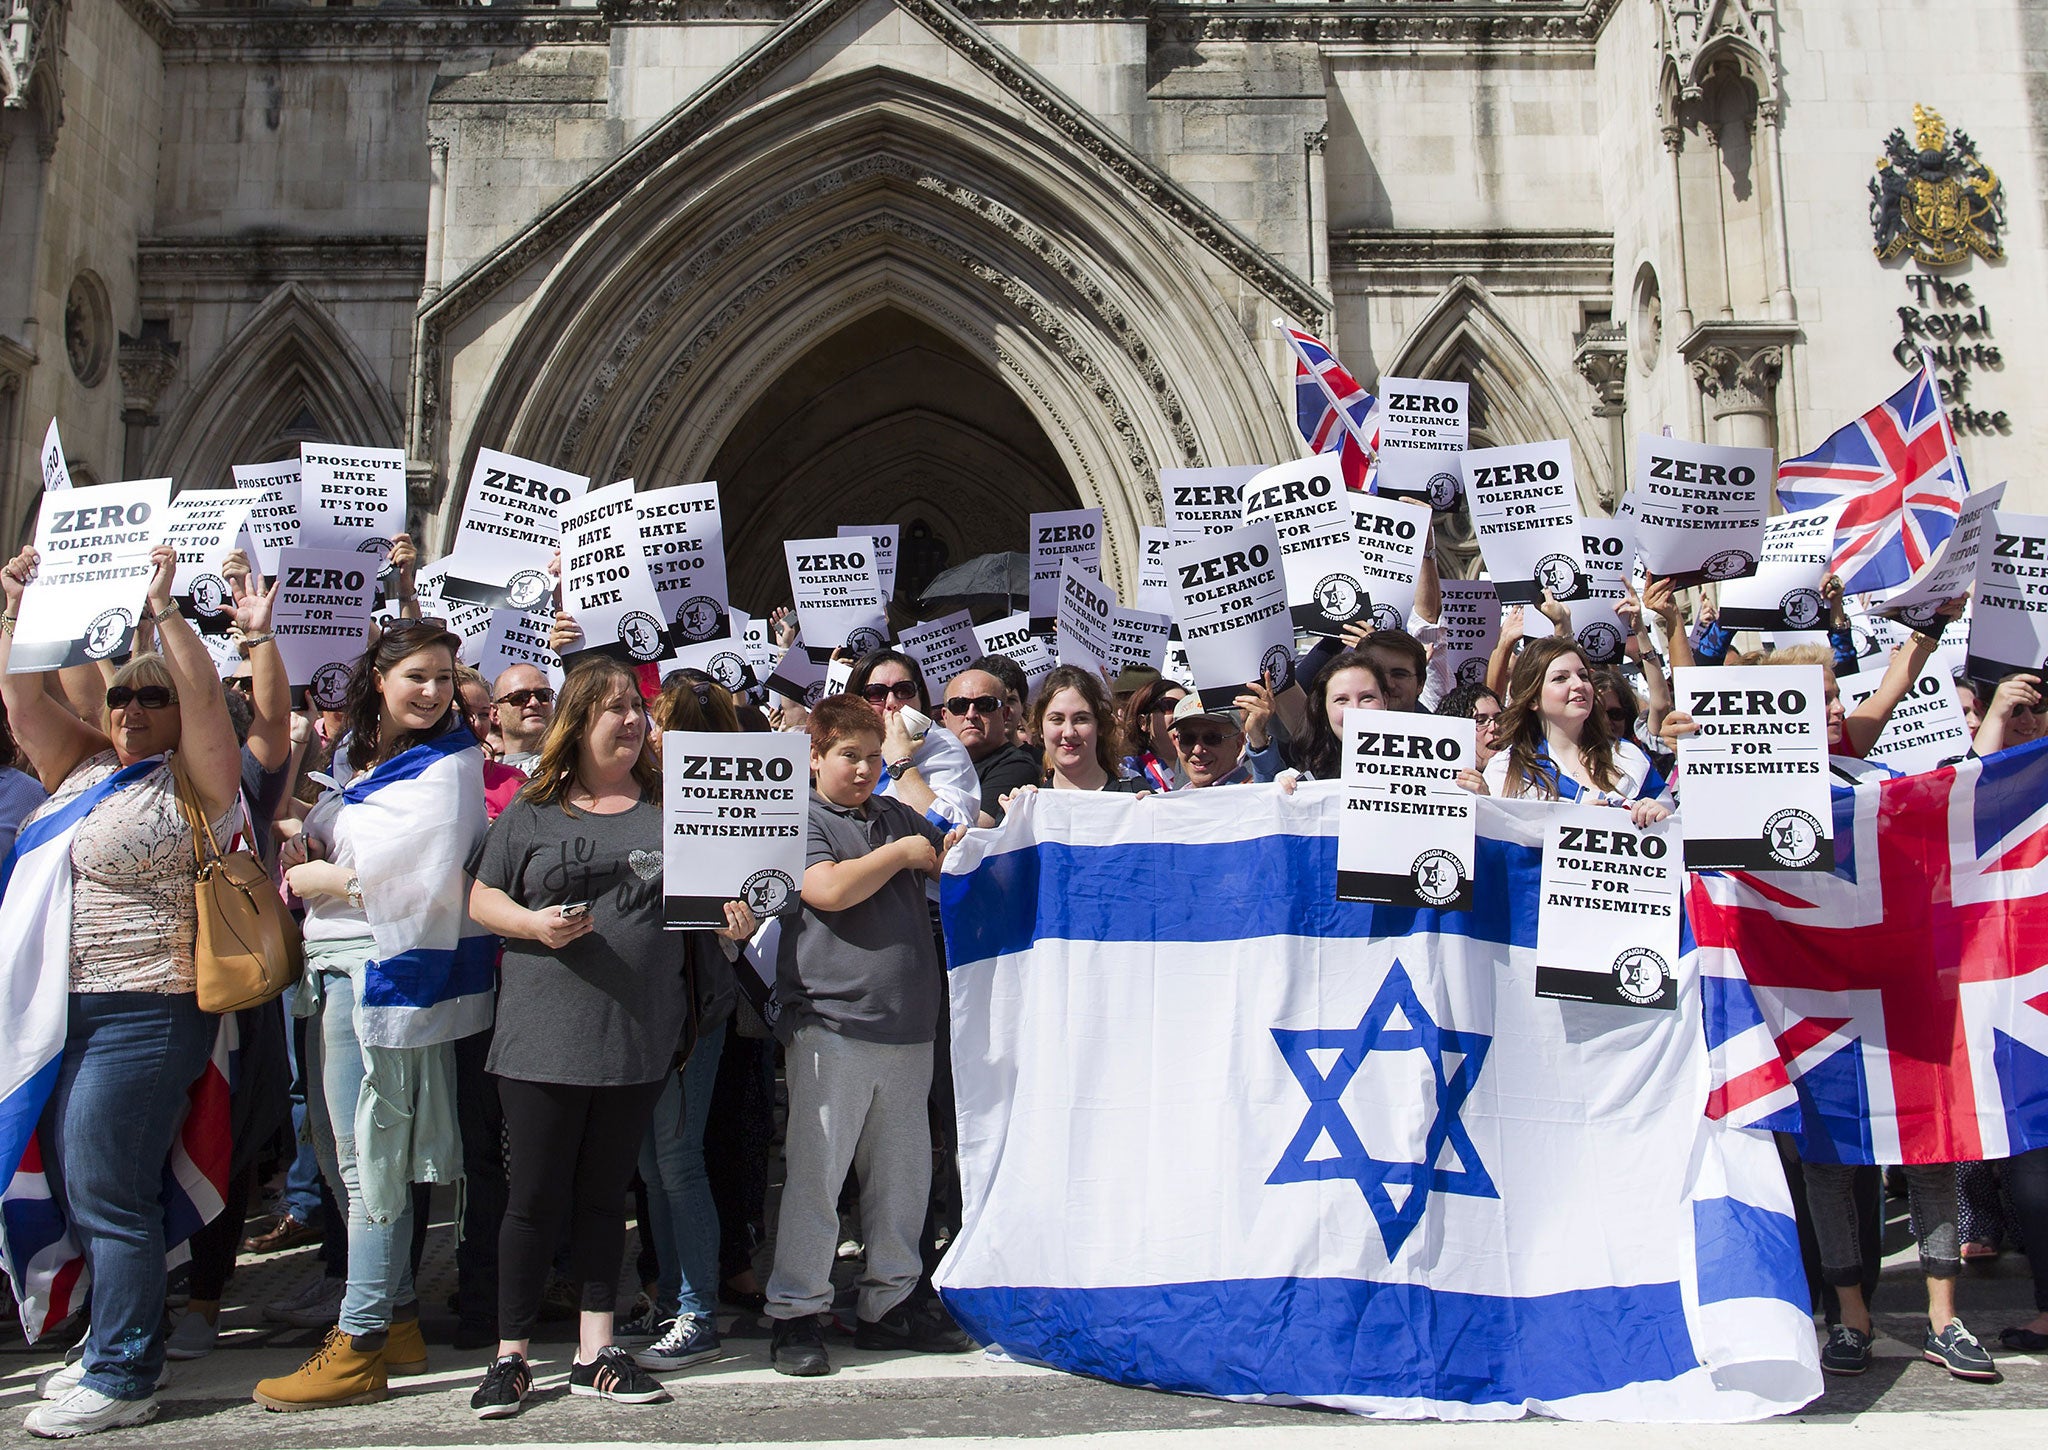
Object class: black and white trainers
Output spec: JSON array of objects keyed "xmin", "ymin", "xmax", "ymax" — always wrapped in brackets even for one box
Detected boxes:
[
  {"xmin": 469, "ymin": 1354, "xmax": 531, "ymax": 1420},
  {"xmin": 770, "ymin": 1314, "xmax": 832, "ymax": 1377},
  {"xmin": 1820, "ymin": 1323, "xmax": 1872, "ymax": 1376},
  {"xmin": 568, "ymin": 1345, "xmax": 673, "ymax": 1404},
  {"xmin": 1924, "ymin": 1319, "xmax": 1997, "ymax": 1380}
]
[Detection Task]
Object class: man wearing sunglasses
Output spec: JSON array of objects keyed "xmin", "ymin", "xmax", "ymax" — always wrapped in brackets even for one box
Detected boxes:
[
  {"xmin": 1169, "ymin": 694, "xmax": 1253, "ymax": 789},
  {"xmin": 938, "ymin": 668, "xmax": 1040, "ymax": 822},
  {"xmin": 491, "ymin": 664, "xmax": 557, "ymax": 772}
]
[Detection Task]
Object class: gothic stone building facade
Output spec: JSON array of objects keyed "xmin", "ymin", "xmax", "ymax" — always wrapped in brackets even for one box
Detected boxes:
[{"xmin": 2, "ymin": 0, "xmax": 2042, "ymax": 600}]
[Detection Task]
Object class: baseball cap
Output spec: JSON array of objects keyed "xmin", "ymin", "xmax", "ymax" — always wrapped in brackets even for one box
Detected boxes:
[{"xmin": 1170, "ymin": 693, "xmax": 1243, "ymax": 733}]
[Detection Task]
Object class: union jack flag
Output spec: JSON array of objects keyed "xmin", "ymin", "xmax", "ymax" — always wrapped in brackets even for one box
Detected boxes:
[
  {"xmin": 1774, "ymin": 360, "xmax": 1968, "ymax": 596},
  {"xmin": 1692, "ymin": 739, "xmax": 2048, "ymax": 1164},
  {"xmin": 1277, "ymin": 322, "xmax": 1379, "ymax": 492}
]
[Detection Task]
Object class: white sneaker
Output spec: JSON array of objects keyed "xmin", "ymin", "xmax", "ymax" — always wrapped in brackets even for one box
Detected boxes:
[
  {"xmin": 38, "ymin": 1362, "xmax": 168, "ymax": 1400},
  {"xmin": 262, "ymin": 1275, "xmax": 344, "ymax": 1328},
  {"xmin": 163, "ymin": 1311, "xmax": 217, "ymax": 1361},
  {"xmin": 24, "ymin": 1386, "xmax": 159, "ymax": 1438}
]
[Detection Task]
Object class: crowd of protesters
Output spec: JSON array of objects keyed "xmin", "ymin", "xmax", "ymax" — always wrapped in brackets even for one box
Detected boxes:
[{"xmin": 0, "ymin": 520, "xmax": 2043, "ymax": 1440}]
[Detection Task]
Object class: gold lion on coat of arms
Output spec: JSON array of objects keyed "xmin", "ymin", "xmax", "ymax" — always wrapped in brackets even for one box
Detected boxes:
[{"xmin": 1870, "ymin": 105, "xmax": 2005, "ymax": 267}]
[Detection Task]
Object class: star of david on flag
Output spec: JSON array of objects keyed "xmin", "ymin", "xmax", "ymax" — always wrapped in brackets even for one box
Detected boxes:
[{"xmin": 1278, "ymin": 321, "xmax": 1379, "ymax": 491}]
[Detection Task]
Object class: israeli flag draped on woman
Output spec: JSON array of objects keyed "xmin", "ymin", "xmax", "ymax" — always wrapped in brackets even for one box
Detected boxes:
[{"xmin": 938, "ymin": 783, "xmax": 1821, "ymax": 1422}]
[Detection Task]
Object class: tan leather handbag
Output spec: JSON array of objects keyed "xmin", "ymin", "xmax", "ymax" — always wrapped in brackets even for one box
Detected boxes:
[{"xmin": 172, "ymin": 763, "xmax": 304, "ymax": 1014}]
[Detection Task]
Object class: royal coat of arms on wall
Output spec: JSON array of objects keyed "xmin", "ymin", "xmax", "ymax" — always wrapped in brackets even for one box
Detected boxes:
[{"xmin": 1870, "ymin": 104, "xmax": 2005, "ymax": 266}]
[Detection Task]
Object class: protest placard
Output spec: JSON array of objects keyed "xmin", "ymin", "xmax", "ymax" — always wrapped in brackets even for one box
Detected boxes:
[
  {"xmin": 1351, "ymin": 492, "xmax": 1430, "ymax": 630},
  {"xmin": 162, "ymin": 490, "xmax": 250, "ymax": 623},
  {"xmin": 784, "ymin": 535, "xmax": 888, "ymax": 658},
  {"xmin": 838, "ymin": 524, "xmax": 900, "ymax": 598},
  {"xmin": 1240, "ymin": 458, "xmax": 1370, "ymax": 636},
  {"xmin": 1567, "ymin": 515, "xmax": 1637, "ymax": 666},
  {"xmin": 1437, "ymin": 580, "xmax": 1502, "ymax": 691},
  {"xmin": 739, "ymin": 614, "xmax": 776, "ymax": 685},
  {"xmin": 1374, "ymin": 378, "xmax": 1469, "ymax": 509},
  {"xmin": 441, "ymin": 448, "xmax": 588, "ymax": 611},
  {"xmin": 1628, "ymin": 436, "xmax": 1771, "ymax": 586},
  {"xmin": 663, "ymin": 634, "xmax": 758, "ymax": 697},
  {"xmin": 40, "ymin": 420, "xmax": 71, "ymax": 495},
  {"xmin": 1167, "ymin": 520, "xmax": 1294, "ymax": 707},
  {"xmin": 662, "ymin": 730, "xmax": 809, "ymax": 929},
  {"xmin": 1876, "ymin": 482, "xmax": 2003, "ymax": 628},
  {"xmin": 1716, "ymin": 504, "xmax": 1843, "ymax": 632},
  {"xmin": 973, "ymin": 612, "xmax": 1056, "ymax": 692},
  {"xmin": 1136, "ymin": 525, "xmax": 1174, "ymax": 613},
  {"xmin": 898, "ymin": 610, "xmax": 980, "ymax": 687},
  {"xmin": 1106, "ymin": 602, "xmax": 1171, "ymax": 676},
  {"xmin": 1838, "ymin": 661, "xmax": 1973, "ymax": 775},
  {"xmin": 273, "ymin": 547, "xmax": 378, "ymax": 708},
  {"xmin": 9, "ymin": 479, "xmax": 172, "ymax": 673},
  {"xmin": 764, "ymin": 642, "xmax": 830, "ymax": 707},
  {"xmin": 1534, "ymin": 806, "xmax": 1682, "ymax": 1010},
  {"xmin": 1674, "ymin": 664, "xmax": 1833, "ymax": 871},
  {"xmin": 298, "ymin": 443, "xmax": 404, "ymax": 558},
  {"xmin": 559, "ymin": 481, "xmax": 668, "ymax": 664},
  {"xmin": 408, "ymin": 563, "xmax": 493, "ymax": 665},
  {"xmin": 1029, "ymin": 508, "xmax": 1103, "ymax": 633},
  {"xmin": 1461, "ymin": 440, "xmax": 1589, "ymax": 604},
  {"xmin": 233, "ymin": 459, "xmax": 303, "ymax": 578},
  {"xmin": 1336, "ymin": 713, "xmax": 1476, "ymax": 909},
  {"xmin": 635, "ymin": 481, "xmax": 730, "ymax": 646},
  {"xmin": 476, "ymin": 606, "xmax": 563, "ymax": 691},
  {"xmin": 1163, "ymin": 466, "xmax": 1259, "ymax": 541},
  {"xmin": 1967, "ymin": 507, "xmax": 2048, "ymax": 682},
  {"xmin": 1055, "ymin": 558, "xmax": 1116, "ymax": 675}
]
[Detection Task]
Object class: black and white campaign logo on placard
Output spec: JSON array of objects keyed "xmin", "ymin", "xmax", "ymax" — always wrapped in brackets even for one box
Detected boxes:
[
  {"xmin": 1762, "ymin": 808, "xmax": 1825, "ymax": 869},
  {"xmin": 1780, "ymin": 588, "xmax": 1826, "ymax": 630},
  {"xmin": 1533, "ymin": 808, "xmax": 1681, "ymax": 1011},
  {"xmin": 1261, "ymin": 643, "xmax": 1295, "ymax": 690},
  {"xmin": 505, "ymin": 569, "xmax": 551, "ymax": 611},
  {"xmin": 1577, "ymin": 619, "xmax": 1625, "ymax": 665},
  {"xmin": 1612, "ymin": 947, "xmax": 1671, "ymax": 1007},
  {"xmin": 189, "ymin": 574, "xmax": 229, "ymax": 617},
  {"xmin": 1456, "ymin": 657, "xmax": 1488, "ymax": 687},
  {"xmin": 1701, "ymin": 549, "xmax": 1757, "ymax": 582},
  {"xmin": 742, "ymin": 869, "xmax": 796, "ymax": 917},
  {"xmin": 1534, "ymin": 554, "xmax": 1586, "ymax": 600},
  {"xmin": 706, "ymin": 649, "xmax": 751, "ymax": 693},
  {"xmin": 1674, "ymin": 664, "xmax": 1833, "ymax": 872},
  {"xmin": 618, "ymin": 611, "xmax": 666, "ymax": 662},
  {"xmin": 358, "ymin": 536, "xmax": 394, "ymax": 573},
  {"xmin": 310, "ymin": 660, "xmax": 353, "ymax": 710},
  {"xmin": 1411, "ymin": 849, "xmax": 1465, "ymax": 907},
  {"xmin": 846, "ymin": 625, "xmax": 887, "ymax": 656},
  {"xmin": 802, "ymin": 680, "xmax": 828, "ymax": 709},
  {"xmin": 1371, "ymin": 600, "xmax": 1405, "ymax": 632},
  {"xmin": 1314, "ymin": 575, "xmax": 1362, "ymax": 621},
  {"xmin": 1426, "ymin": 471, "xmax": 1462, "ymax": 512},
  {"xmin": 676, "ymin": 595, "xmax": 724, "ymax": 644},
  {"xmin": 84, "ymin": 609, "xmax": 133, "ymax": 661}
]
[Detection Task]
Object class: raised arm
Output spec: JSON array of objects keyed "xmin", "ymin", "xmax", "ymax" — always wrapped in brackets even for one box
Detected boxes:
[
  {"xmin": 1840, "ymin": 599, "xmax": 1963, "ymax": 757},
  {"xmin": 0, "ymin": 547, "xmax": 112, "ymax": 789},
  {"xmin": 224, "ymin": 551, "xmax": 290, "ymax": 771},
  {"xmin": 144, "ymin": 545, "xmax": 243, "ymax": 819},
  {"xmin": 1485, "ymin": 605, "xmax": 1525, "ymax": 699}
]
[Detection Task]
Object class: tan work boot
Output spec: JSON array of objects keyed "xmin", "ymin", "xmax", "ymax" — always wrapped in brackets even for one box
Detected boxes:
[
  {"xmin": 252, "ymin": 1326, "xmax": 389, "ymax": 1411},
  {"xmin": 385, "ymin": 1316, "xmax": 429, "ymax": 1376}
]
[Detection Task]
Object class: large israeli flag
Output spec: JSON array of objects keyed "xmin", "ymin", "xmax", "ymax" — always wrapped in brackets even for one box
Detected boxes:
[{"xmin": 937, "ymin": 783, "xmax": 1821, "ymax": 1421}]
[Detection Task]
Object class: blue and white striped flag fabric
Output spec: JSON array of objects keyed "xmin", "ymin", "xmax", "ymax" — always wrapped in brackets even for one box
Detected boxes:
[{"xmin": 937, "ymin": 783, "xmax": 1821, "ymax": 1421}]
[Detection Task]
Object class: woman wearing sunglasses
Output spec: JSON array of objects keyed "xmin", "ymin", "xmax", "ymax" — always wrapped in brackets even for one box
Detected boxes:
[
  {"xmin": 1119, "ymin": 676, "xmax": 1186, "ymax": 792},
  {"xmin": 842, "ymin": 650, "xmax": 983, "ymax": 830},
  {"xmin": 0, "ymin": 543, "xmax": 243, "ymax": 1438}
]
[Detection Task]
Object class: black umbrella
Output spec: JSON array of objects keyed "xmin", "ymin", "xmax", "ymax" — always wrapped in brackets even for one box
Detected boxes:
[{"xmin": 918, "ymin": 551, "xmax": 1029, "ymax": 621}]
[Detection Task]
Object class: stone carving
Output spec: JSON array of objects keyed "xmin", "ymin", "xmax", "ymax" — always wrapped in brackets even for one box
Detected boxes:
[
  {"xmin": 1572, "ymin": 321, "xmax": 1627, "ymax": 417},
  {"xmin": 116, "ymin": 328, "xmax": 180, "ymax": 415},
  {"xmin": 1684, "ymin": 335, "xmax": 1787, "ymax": 421},
  {"xmin": 1152, "ymin": 0, "xmax": 1620, "ymax": 48},
  {"xmin": 1659, "ymin": 0, "xmax": 1779, "ymax": 108}
]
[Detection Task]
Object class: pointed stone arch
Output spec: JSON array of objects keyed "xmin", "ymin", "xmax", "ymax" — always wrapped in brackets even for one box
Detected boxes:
[{"xmin": 150, "ymin": 283, "xmax": 402, "ymax": 489}]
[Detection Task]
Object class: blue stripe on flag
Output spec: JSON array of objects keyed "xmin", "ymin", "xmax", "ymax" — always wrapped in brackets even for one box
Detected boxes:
[
  {"xmin": 1793, "ymin": 1040, "xmax": 1875, "ymax": 1165},
  {"xmin": 941, "ymin": 1276, "xmax": 1697, "ymax": 1405},
  {"xmin": 1692, "ymin": 1196, "xmax": 1807, "ymax": 1309},
  {"xmin": 1700, "ymin": 973, "xmax": 1765, "ymax": 1053},
  {"xmin": 0, "ymin": 1058, "xmax": 61, "ymax": 1193},
  {"xmin": 341, "ymin": 728, "xmax": 476, "ymax": 805},
  {"xmin": 360, "ymin": 934, "xmax": 497, "ymax": 1009},
  {"xmin": 942, "ymin": 834, "xmax": 1544, "ymax": 969}
]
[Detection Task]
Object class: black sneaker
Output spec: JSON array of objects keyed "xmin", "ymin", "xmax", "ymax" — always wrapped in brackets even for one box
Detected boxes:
[
  {"xmin": 470, "ymin": 1354, "xmax": 531, "ymax": 1420},
  {"xmin": 1924, "ymin": 1319, "xmax": 1997, "ymax": 1380},
  {"xmin": 770, "ymin": 1314, "xmax": 832, "ymax": 1376},
  {"xmin": 1820, "ymin": 1323, "xmax": 1871, "ymax": 1375},
  {"xmin": 854, "ymin": 1299, "xmax": 978, "ymax": 1354},
  {"xmin": 569, "ymin": 1345, "xmax": 673, "ymax": 1404}
]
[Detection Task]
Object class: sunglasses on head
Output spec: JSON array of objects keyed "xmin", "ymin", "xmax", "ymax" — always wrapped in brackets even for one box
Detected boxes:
[
  {"xmin": 943, "ymin": 695, "xmax": 1004, "ymax": 717},
  {"xmin": 494, "ymin": 687, "xmax": 555, "ymax": 708},
  {"xmin": 1174, "ymin": 727, "xmax": 1233, "ymax": 750},
  {"xmin": 860, "ymin": 681, "xmax": 921, "ymax": 704},
  {"xmin": 226, "ymin": 676, "xmax": 255, "ymax": 694},
  {"xmin": 107, "ymin": 685, "xmax": 175, "ymax": 711}
]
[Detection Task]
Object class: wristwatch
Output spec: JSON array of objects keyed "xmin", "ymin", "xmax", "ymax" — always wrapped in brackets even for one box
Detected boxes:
[
  {"xmin": 887, "ymin": 758, "xmax": 915, "ymax": 780},
  {"xmin": 345, "ymin": 874, "xmax": 364, "ymax": 909}
]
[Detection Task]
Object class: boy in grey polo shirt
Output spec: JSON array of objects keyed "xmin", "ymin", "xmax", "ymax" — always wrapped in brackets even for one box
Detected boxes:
[{"xmin": 767, "ymin": 696, "xmax": 971, "ymax": 1375}]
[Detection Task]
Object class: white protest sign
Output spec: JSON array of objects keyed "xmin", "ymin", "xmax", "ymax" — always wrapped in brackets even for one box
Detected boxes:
[
  {"xmin": 1967, "ymin": 508, "xmax": 2048, "ymax": 682},
  {"xmin": 1567, "ymin": 515, "xmax": 1637, "ymax": 667},
  {"xmin": 1628, "ymin": 436, "xmax": 1771, "ymax": 585},
  {"xmin": 1241, "ymin": 458, "xmax": 1370, "ymax": 636},
  {"xmin": 162, "ymin": 490, "xmax": 250, "ymax": 620},
  {"xmin": 838, "ymin": 524, "xmax": 899, "ymax": 598},
  {"xmin": 1335, "ymin": 713, "xmax": 1476, "ymax": 910},
  {"xmin": 1106, "ymin": 602, "xmax": 1171, "ymax": 677},
  {"xmin": 272, "ymin": 547, "xmax": 378, "ymax": 708},
  {"xmin": 1838, "ymin": 662, "xmax": 1973, "ymax": 776},
  {"xmin": 1438, "ymin": 580, "xmax": 1502, "ymax": 692},
  {"xmin": 1167, "ymin": 520, "xmax": 1295, "ymax": 707},
  {"xmin": 763, "ymin": 641, "xmax": 830, "ymax": 707},
  {"xmin": 1877, "ymin": 482, "xmax": 2003, "ymax": 628},
  {"xmin": 897, "ymin": 610, "xmax": 980, "ymax": 688},
  {"xmin": 1136, "ymin": 525, "xmax": 1174, "ymax": 613},
  {"xmin": 39, "ymin": 420, "xmax": 71, "ymax": 495},
  {"xmin": 783, "ymin": 535, "xmax": 888, "ymax": 658},
  {"xmin": 638, "ymin": 482, "xmax": 731, "ymax": 646},
  {"xmin": 298, "ymin": 443, "xmax": 405, "ymax": 558},
  {"xmin": 1717, "ymin": 503, "xmax": 1844, "ymax": 632},
  {"xmin": 825, "ymin": 655, "xmax": 854, "ymax": 699},
  {"xmin": 662, "ymin": 730, "xmax": 809, "ymax": 929},
  {"xmin": 1674, "ymin": 664, "xmax": 1834, "ymax": 871},
  {"xmin": 442, "ymin": 448, "xmax": 589, "ymax": 611},
  {"xmin": 559, "ymin": 481, "xmax": 668, "ymax": 664},
  {"xmin": 9, "ymin": 479, "xmax": 172, "ymax": 673},
  {"xmin": 1028, "ymin": 508, "xmax": 1103, "ymax": 632},
  {"xmin": 411, "ymin": 561, "xmax": 493, "ymax": 653},
  {"xmin": 1374, "ymin": 378, "xmax": 1469, "ymax": 509},
  {"xmin": 1055, "ymin": 557, "xmax": 1116, "ymax": 674},
  {"xmin": 1163, "ymin": 466, "xmax": 1260, "ymax": 541},
  {"xmin": 740, "ymin": 615, "xmax": 776, "ymax": 685},
  {"xmin": 202, "ymin": 629, "xmax": 243, "ymax": 681},
  {"xmin": 233, "ymin": 459, "xmax": 303, "ymax": 578},
  {"xmin": 973, "ymin": 612, "xmax": 1056, "ymax": 692},
  {"xmin": 1351, "ymin": 492, "xmax": 1430, "ymax": 631},
  {"xmin": 1534, "ymin": 806, "xmax": 1682, "ymax": 1010},
  {"xmin": 476, "ymin": 607, "xmax": 564, "ymax": 692},
  {"xmin": 663, "ymin": 635, "xmax": 758, "ymax": 698},
  {"xmin": 1462, "ymin": 440, "xmax": 1589, "ymax": 605}
]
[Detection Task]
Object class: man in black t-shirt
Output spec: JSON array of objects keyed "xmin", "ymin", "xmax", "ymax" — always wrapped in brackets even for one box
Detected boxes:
[{"xmin": 939, "ymin": 667, "xmax": 1040, "ymax": 821}]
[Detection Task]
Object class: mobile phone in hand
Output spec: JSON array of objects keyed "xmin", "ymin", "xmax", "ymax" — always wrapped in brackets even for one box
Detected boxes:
[{"xmin": 560, "ymin": 901, "xmax": 592, "ymax": 920}]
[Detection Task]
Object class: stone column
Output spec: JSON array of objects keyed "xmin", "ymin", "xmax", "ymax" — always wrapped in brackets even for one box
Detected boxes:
[
  {"xmin": 1302, "ymin": 125, "xmax": 1328, "ymax": 290},
  {"xmin": 424, "ymin": 134, "xmax": 450, "ymax": 299},
  {"xmin": 1661, "ymin": 124, "xmax": 1704, "ymax": 440},
  {"xmin": 1680, "ymin": 323, "xmax": 1796, "ymax": 453},
  {"xmin": 115, "ymin": 327, "xmax": 180, "ymax": 479},
  {"xmin": 1572, "ymin": 322, "xmax": 1628, "ymax": 508}
]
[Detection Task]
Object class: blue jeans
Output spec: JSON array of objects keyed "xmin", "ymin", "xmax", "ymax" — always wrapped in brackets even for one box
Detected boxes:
[
  {"xmin": 42, "ymin": 991, "xmax": 215, "ymax": 1401},
  {"xmin": 280, "ymin": 983, "xmax": 324, "ymax": 1226},
  {"xmin": 304, "ymin": 969, "xmax": 415, "ymax": 1335},
  {"xmin": 637, "ymin": 1027, "xmax": 724, "ymax": 1318}
]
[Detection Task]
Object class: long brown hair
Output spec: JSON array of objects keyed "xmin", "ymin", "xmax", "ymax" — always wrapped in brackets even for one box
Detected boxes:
[
  {"xmin": 342, "ymin": 620, "xmax": 464, "ymax": 772},
  {"xmin": 653, "ymin": 670, "xmax": 741, "ymax": 734},
  {"xmin": 1029, "ymin": 665, "xmax": 1122, "ymax": 780},
  {"xmin": 1494, "ymin": 636, "xmax": 1622, "ymax": 798},
  {"xmin": 1121, "ymin": 675, "xmax": 1187, "ymax": 756},
  {"xmin": 519, "ymin": 656, "xmax": 660, "ymax": 812},
  {"xmin": 1296, "ymin": 651, "xmax": 1391, "ymax": 779}
]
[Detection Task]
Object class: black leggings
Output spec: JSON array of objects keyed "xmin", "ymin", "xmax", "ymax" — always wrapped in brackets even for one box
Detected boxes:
[
  {"xmin": 2004, "ymin": 1146, "xmax": 2048, "ymax": 1313},
  {"xmin": 496, "ymin": 1074, "xmax": 666, "ymax": 1340}
]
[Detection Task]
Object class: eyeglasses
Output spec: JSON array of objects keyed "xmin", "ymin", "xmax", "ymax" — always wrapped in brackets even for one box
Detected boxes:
[
  {"xmin": 1606, "ymin": 709, "xmax": 1634, "ymax": 730},
  {"xmin": 107, "ymin": 685, "xmax": 175, "ymax": 710},
  {"xmin": 1174, "ymin": 728, "xmax": 1235, "ymax": 750},
  {"xmin": 1471, "ymin": 710, "xmax": 1500, "ymax": 725},
  {"xmin": 494, "ymin": 687, "xmax": 555, "ymax": 708},
  {"xmin": 1152, "ymin": 696, "xmax": 1187, "ymax": 715},
  {"xmin": 943, "ymin": 695, "xmax": 1004, "ymax": 717},
  {"xmin": 860, "ymin": 681, "xmax": 921, "ymax": 704}
]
